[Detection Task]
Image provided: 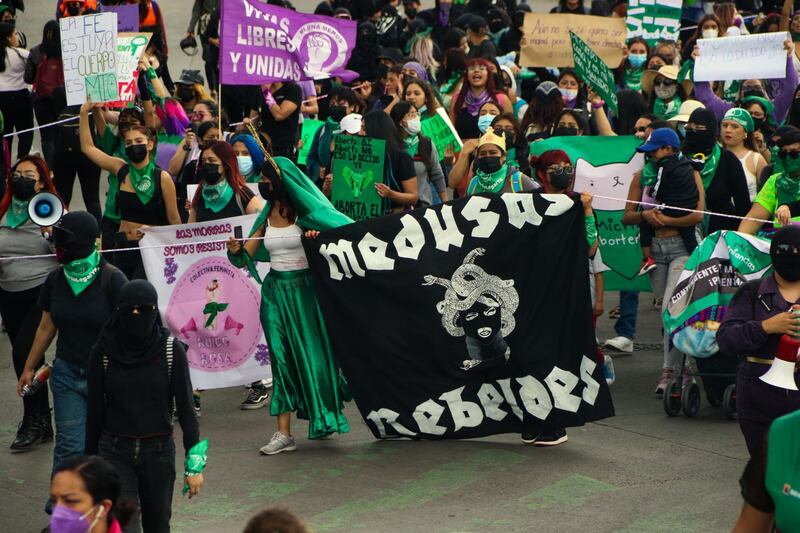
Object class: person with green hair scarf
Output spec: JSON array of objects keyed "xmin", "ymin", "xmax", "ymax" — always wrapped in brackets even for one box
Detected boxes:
[
  {"xmin": 227, "ymin": 156, "xmax": 352, "ymax": 455},
  {"xmin": 721, "ymin": 107, "xmax": 767, "ymax": 201}
]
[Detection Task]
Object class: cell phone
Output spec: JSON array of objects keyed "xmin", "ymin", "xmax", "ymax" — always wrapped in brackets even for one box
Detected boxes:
[{"xmin": 234, "ymin": 225, "xmax": 243, "ymax": 252}]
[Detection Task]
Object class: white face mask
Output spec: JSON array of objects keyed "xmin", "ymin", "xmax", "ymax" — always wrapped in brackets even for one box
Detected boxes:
[
  {"xmin": 404, "ymin": 118, "xmax": 421, "ymax": 136},
  {"xmin": 654, "ymin": 84, "xmax": 677, "ymax": 100},
  {"xmin": 701, "ymin": 28, "xmax": 719, "ymax": 39}
]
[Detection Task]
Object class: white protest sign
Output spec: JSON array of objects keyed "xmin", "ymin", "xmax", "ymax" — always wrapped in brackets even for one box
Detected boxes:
[
  {"xmin": 694, "ymin": 31, "xmax": 789, "ymax": 82},
  {"xmin": 108, "ymin": 33, "xmax": 151, "ymax": 108},
  {"xmin": 60, "ymin": 13, "xmax": 118, "ymax": 106}
]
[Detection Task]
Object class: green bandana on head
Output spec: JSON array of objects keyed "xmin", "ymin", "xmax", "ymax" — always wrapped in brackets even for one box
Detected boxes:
[
  {"xmin": 473, "ymin": 164, "xmax": 509, "ymax": 194},
  {"xmin": 128, "ymin": 158, "xmax": 157, "ymax": 204},
  {"xmin": 5, "ymin": 198, "xmax": 29, "ymax": 228},
  {"xmin": 741, "ymin": 96, "xmax": 776, "ymax": 127},
  {"xmin": 722, "ymin": 107, "xmax": 754, "ymax": 133},
  {"xmin": 201, "ymin": 181, "xmax": 234, "ymax": 213},
  {"xmin": 63, "ymin": 247, "xmax": 101, "ymax": 297}
]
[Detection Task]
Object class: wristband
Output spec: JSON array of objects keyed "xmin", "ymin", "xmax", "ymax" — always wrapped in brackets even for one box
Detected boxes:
[
  {"xmin": 591, "ymin": 100, "xmax": 605, "ymax": 110},
  {"xmin": 146, "ymin": 67, "xmax": 158, "ymax": 81},
  {"xmin": 584, "ymin": 214, "xmax": 598, "ymax": 248}
]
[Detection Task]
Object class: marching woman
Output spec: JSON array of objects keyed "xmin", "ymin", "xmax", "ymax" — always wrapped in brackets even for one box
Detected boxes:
[
  {"xmin": 0, "ymin": 155, "xmax": 59, "ymax": 451},
  {"xmin": 227, "ymin": 156, "xmax": 352, "ymax": 455},
  {"xmin": 86, "ymin": 280, "xmax": 205, "ymax": 532},
  {"xmin": 79, "ymin": 101, "xmax": 181, "ymax": 280}
]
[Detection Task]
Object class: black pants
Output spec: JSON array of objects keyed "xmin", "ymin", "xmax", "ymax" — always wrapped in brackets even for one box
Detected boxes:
[
  {"xmin": 98, "ymin": 433, "xmax": 176, "ymax": 533},
  {"xmin": 33, "ymin": 97, "xmax": 59, "ymax": 169},
  {"xmin": 112, "ymin": 236, "xmax": 146, "ymax": 280},
  {"xmin": 52, "ymin": 149, "xmax": 102, "ymax": 226},
  {"xmin": 0, "ymin": 285, "xmax": 50, "ymax": 418},
  {"xmin": 100, "ymin": 216, "xmax": 121, "ymax": 268},
  {"xmin": 0, "ymin": 89, "xmax": 33, "ymax": 160}
]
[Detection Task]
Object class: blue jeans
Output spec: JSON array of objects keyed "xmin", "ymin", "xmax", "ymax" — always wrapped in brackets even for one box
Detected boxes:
[
  {"xmin": 49, "ymin": 358, "xmax": 88, "ymax": 476},
  {"xmin": 614, "ymin": 291, "xmax": 639, "ymax": 340},
  {"xmin": 649, "ymin": 236, "xmax": 690, "ymax": 371}
]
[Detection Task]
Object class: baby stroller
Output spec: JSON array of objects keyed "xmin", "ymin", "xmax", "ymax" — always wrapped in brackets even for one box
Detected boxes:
[{"xmin": 662, "ymin": 351, "xmax": 738, "ymax": 419}]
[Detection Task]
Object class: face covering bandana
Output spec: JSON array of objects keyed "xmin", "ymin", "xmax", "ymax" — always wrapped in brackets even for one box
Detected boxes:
[
  {"xmin": 237, "ymin": 156, "xmax": 254, "ymax": 178},
  {"xmin": 477, "ymin": 114, "xmax": 494, "ymax": 133},
  {"xmin": 10, "ymin": 177, "xmax": 36, "ymax": 201},
  {"xmin": 199, "ymin": 163, "xmax": 223, "ymax": 185},
  {"xmin": 404, "ymin": 118, "xmax": 422, "ymax": 136},
  {"xmin": 473, "ymin": 159, "xmax": 508, "ymax": 193},
  {"xmin": 701, "ymin": 28, "xmax": 719, "ymax": 39},
  {"xmin": 50, "ymin": 505, "xmax": 103, "ymax": 533},
  {"xmin": 62, "ymin": 247, "xmax": 101, "ymax": 296},
  {"xmin": 5, "ymin": 197, "xmax": 30, "ymax": 228},
  {"xmin": 654, "ymin": 84, "xmax": 677, "ymax": 100},
  {"xmin": 66, "ymin": 5, "xmax": 81, "ymax": 16},
  {"xmin": 202, "ymin": 180, "xmax": 234, "ymax": 213},
  {"xmin": 547, "ymin": 166, "xmax": 573, "ymax": 190},
  {"xmin": 684, "ymin": 129, "xmax": 717, "ymax": 154},
  {"xmin": 741, "ymin": 86, "xmax": 765, "ymax": 99},
  {"xmin": 125, "ymin": 143, "xmax": 148, "ymax": 164},
  {"xmin": 552, "ymin": 126, "xmax": 579, "ymax": 137},
  {"xmin": 559, "ymin": 88, "xmax": 578, "ymax": 103},
  {"xmin": 127, "ymin": 156, "xmax": 157, "ymax": 204},
  {"xmin": 628, "ymin": 53, "xmax": 647, "ymax": 69},
  {"xmin": 773, "ymin": 250, "xmax": 800, "ymax": 281},
  {"xmin": 177, "ymin": 86, "xmax": 195, "ymax": 102}
]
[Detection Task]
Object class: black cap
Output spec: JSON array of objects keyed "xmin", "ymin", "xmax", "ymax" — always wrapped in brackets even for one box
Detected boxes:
[
  {"xmin": 333, "ymin": 7, "xmax": 351, "ymax": 18},
  {"xmin": 377, "ymin": 47, "xmax": 405, "ymax": 65},
  {"xmin": 177, "ymin": 69, "xmax": 204, "ymax": 86},
  {"xmin": 777, "ymin": 126, "xmax": 800, "ymax": 148},
  {"xmin": 54, "ymin": 211, "xmax": 98, "ymax": 246}
]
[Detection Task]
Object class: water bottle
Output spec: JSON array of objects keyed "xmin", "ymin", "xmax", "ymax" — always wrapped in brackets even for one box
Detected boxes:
[{"xmin": 22, "ymin": 363, "xmax": 52, "ymax": 396}]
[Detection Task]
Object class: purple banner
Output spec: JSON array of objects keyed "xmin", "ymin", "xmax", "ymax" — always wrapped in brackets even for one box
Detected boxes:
[
  {"xmin": 100, "ymin": 4, "xmax": 139, "ymax": 33},
  {"xmin": 220, "ymin": 0, "xmax": 357, "ymax": 85}
]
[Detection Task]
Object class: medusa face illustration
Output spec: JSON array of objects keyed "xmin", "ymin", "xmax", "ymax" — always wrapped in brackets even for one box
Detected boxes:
[{"xmin": 459, "ymin": 297, "xmax": 502, "ymax": 341}]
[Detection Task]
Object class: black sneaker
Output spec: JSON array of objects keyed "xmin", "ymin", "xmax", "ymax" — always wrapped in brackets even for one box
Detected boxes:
[
  {"xmin": 521, "ymin": 432, "xmax": 538, "ymax": 444},
  {"xmin": 534, "ymin": 428, "xmax": 568, "ymax": 447},
  {"xmin": 193, "ymin": 393, "xmax": 201, "ymax": 417},
  {"xmin": 241, "ymin": 383, "xmax": 270, "ymax": 410}
]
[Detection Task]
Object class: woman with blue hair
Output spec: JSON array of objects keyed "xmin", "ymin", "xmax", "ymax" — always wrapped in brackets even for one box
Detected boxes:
[{"xmin": 230, "ymin": 133, "xmax": 266, "ymax": 183}]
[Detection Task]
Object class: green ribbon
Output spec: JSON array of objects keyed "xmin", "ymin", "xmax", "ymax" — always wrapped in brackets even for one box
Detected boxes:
[
  {"xmin": 63, "ymin": 248, "xmax": 101, "ymax": 297},
  {"xmin": 128, "ymin": 158, "xmax": 157, "ymax": 204},
  {"xmin": 584, "ymin": 214, "xmax": 597, "ymax": 248},
  {"xmin": 183, "ymin": 438, "xmax": 209, "ymax": 495},
  {"xmin": 404, "ymin": 134, "xmax": 419, "ymax": 157},
  {"xmin": 202, "ymin": 301, "xmax": 229, "ymax": 328},
  {"xmin": 201, "ymin": 181, "xmax": 234, "ymax": 214},
  {"xmin": 653, "ymin": 94, "xmax": 682, "ymax": 120},
  {"xmin": 5, "ymin": 198, "xmax": 29, "ymax": 228},
  {"xmin": 472, "ymin": 164, "xmax": 508, "ymax": 194},
  {"xmin": 623, "ymin": 67, "xmax": 643, "ymax": 91}
]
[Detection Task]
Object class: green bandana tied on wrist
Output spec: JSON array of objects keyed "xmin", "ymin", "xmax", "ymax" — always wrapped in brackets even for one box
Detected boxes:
[
  {"xmin": 128, "ymin": 159, "xmax": 157, "ymax": 204},
  {"xmin": 473, "ymin": 164, "xmax": 508, "ymax": 194},
  {"xmin": 584, "ymin": 214, "xmax": 598, "ymax": 247},
  {"xmin": 63, "ymin": 247, "xmax": 101, "ymax": 296},
  {"xmin": 6, "ymin": 197, "xmax": 29, "ymax": 228},
  {"xmin": 404, "ymin": 135, "xmax": 419, "ymax": 157},
  {"xmin": 183, "ymin": 438, "xmax": 209, "ymax": 496},
  {"xmin": 202, "ymin": 181, "xmax": 234, "ymax": 213}
]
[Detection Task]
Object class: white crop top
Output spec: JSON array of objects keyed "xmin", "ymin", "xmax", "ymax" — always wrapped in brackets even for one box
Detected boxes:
[{"xmin": 264, "ymin": 223, "xmax": 309, "ymax": 271}]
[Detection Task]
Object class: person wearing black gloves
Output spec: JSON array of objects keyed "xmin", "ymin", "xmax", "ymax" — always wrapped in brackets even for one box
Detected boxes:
[{"xmin": 86, "ymin": 280, "xmax": 203, "ymax": 532}]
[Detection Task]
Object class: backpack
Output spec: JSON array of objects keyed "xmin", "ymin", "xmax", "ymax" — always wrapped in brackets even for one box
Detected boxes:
[{"xmin": 33, "ymin": 53, "xmax": 64, "ymax": 99}]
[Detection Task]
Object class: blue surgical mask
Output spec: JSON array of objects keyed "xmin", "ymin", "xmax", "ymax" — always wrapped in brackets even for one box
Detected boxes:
[
  {"xmin": 236, "ymin": 155, "xmax": 254, "ymax": 177},
  {"xmin": 628, "ymin": 53, "xmax": 647, "ymax": 69},
  {"xmin": 477, "ymin": 114, "xmax": 495, "ymax": 133},
  {"xmin": 418, "ymin": 104, "xmax": 428, "ymax": 116}
]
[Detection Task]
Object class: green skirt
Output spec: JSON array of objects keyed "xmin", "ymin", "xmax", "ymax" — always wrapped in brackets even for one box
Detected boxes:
[{"xmin": 261, "ymin": 269, "xmax": 350, "ymax": 439}]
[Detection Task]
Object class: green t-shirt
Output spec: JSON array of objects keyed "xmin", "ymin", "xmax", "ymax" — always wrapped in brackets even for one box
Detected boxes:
[
  {"xmin": 766, "ymin": 410, "xmax": 800, "ymax": 532},
  {"xmin": 754, "ymin": 173, "xmax": 800, "ymax": 226}
]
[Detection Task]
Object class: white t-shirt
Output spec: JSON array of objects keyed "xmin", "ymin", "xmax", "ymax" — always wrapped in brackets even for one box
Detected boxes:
[
  {"xmin": 264, "ymin": 223, "xmax": 309, "ymax": 272},
  {"xmin": 0, "ymin": 47, "xmax": 30, "ymax": 92}
]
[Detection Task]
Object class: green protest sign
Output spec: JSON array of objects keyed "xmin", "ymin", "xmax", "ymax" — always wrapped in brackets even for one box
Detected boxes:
[
  {"xmin": 297, "ymin": 119, "xmax": 325, "ymax": 166},
  {"xmin": 420, "ymin": 108, "xmax": 462, "ymax": 161},
  {"xmin": 531, "ymin": 136, "xmax": 650, "ymax": 291},
  {"xmin": 569, "ymin": 31, "xmax": 619, "ymax": 116},
  {"xmin": 331, "ymin": 135, "xmax": 386, "ymax": 221},
  {"xmin": 626, "ymin": 0, "xmax": 682, "ymax": 47}
]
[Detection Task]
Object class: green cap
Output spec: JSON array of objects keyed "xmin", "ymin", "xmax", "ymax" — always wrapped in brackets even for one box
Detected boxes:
[{"xmin": 722, "ymin": 107, "xmax": 754, "ymax": 133}]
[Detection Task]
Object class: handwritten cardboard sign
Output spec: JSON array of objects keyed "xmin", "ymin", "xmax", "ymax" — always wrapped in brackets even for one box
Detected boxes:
[
  {"xmin": 60, "ymin": 13, "xmax": 118, "ymax": 106},
  {"xmin": 520, "ymin": 13, "xmax": 626, "ymax": 68},
  {"xmin": 107, "ymin": 32, "xmax": 151, "ymax": 108},
  {"xmin": 694, "ymin": 32, "xmax": 789, "ymax": 82}
]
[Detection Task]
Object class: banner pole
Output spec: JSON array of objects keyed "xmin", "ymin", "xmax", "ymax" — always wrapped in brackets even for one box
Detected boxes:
[{"xmin": 218, "ymin": 83, "xmax": 222, "ymax": 132}]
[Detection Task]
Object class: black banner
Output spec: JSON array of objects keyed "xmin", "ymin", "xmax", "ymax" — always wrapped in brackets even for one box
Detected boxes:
[{"xmin": 305, "ymin": 193, "xmax": 615, "ymax": 439}]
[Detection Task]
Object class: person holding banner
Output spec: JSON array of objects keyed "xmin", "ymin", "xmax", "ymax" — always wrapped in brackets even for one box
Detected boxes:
[
  {"xmin": 458, "ymin": 129, "xmax": 536, "ymax": 195},
  {"xmin": 721, "ymin": 108, "xmax": 768, "ymax": 201},
  {"xmin": 226, "ymin": 157, "xmax": 352, "ymax": 454},
  {"xmin": 254, "ymin": 81, "xmax": 302, "ymax": 160}
]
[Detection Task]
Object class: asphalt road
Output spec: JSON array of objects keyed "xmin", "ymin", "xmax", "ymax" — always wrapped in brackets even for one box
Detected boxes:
[{"xmin": 0, "ymin": 2, "xmax": 749, "ymax": 532}]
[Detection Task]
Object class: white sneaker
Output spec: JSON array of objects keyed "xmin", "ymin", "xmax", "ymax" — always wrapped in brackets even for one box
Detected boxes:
[
  {"xmin": 604, "ymin": 336, "xmax": 634, "ymax": 354},
  {"xmin": 259, "ymin": 431, "xmax": 296, "ymax": 455}
]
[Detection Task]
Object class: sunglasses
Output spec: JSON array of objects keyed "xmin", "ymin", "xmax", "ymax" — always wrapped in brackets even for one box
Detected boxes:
[
  {"xmin": 635, "ymin": 126, "xmax": 649, "ymax": 133},
  {"xmin": 775, "ymin": 244, "xmax": 800, "ymax": 255},
  {"xmin": 654, "ymin": 79, "xmax": 676, "ymax": 87},
  {"xmin": 779, "ymin": 151, "xmax": 800, "ymax": 160}
]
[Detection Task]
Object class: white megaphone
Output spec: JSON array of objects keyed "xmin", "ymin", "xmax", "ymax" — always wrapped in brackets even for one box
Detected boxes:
[
  {"xmin": 760, "ymin": 335, "xmax": 800, "ymax": 391},
  {"xmin": 27, "ymin": 192, "xmax": 65, "ymax": 227}
]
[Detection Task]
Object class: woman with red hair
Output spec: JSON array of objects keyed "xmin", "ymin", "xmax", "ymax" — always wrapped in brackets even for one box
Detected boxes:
[
  {"xmin": 188, "ymin": 140, "xmax": 263, "ymax": 223},
  {"xmin": 449, "ymin": 58, "xmax": 513, "ymax": 140},
  {"xmin": 0, "ymin": 155, "xmax": 60, "ymax": 452}
]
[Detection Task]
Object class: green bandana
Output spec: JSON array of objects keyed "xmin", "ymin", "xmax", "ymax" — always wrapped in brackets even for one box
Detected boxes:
[
  {"xmin": 653, "ymin": 94, "xmax": 682, "ymax": 120},
  {"xmin": 777, "ymin": 164, "xmax": 800, "ymax": 207},
  {"xmin": 183, "ymin": 438, "xmax": 209, "ymax": 495},
  {"xmin": 473, "ymin": 164, "xmax": 509, "ymax": 194},
  {"xmin": 640, "ymin": 158, "xmax": 658, "ymax": 187},
  {"xmin": 128, "ymin": 158, "xmax": 157, "ymax": 204},
  {"xmin": 202, "ymin": 301, "xmax": 229, "ymax": 327},
  {"xmin": 741, "ymin": 96, "xmax": 776, "ymax": 127},
  {"xmin": 507, "ymin": 147, "xmax": 517, "ymax": 164},
  {"xmin": 201, "ymin": 181, "xmax": 234, "ymax": 214},
  {"xmin": 623, "ymin": 67, "xmax": 643, "ymax": 91},
  {"xmin": 5, "ymin": 197, "xmax": 29, "ymax": 228},
  {"xmin": 63, "ymin": 248, "xmax": 101, "ymax": 297},
  {"xmin": 404, "ymin": 135, "xmax": 419, "ymax": 157},
  {"xmin": 722, "ymin": 107, "xmax": 754, "ymax": 133},
  {"xmin": 440, "ymin": 71, "xmax": 463, "ymax": 95},
  {"xmin": 687, "ymin": 144, "xmax": 722, "ymax": 190},
  {"xmin": 723, "ymin": 80, "xmax": 741, "ymax": 102}
]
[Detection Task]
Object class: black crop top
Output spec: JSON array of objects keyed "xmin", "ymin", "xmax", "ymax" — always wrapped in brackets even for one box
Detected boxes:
[
  {"xmin": 195, "ymin": 187, "xmax": 255, "ymax": 222},
  {"xmin": 116, "ymin": 164, "xmax": 168, "ymax": 226}
]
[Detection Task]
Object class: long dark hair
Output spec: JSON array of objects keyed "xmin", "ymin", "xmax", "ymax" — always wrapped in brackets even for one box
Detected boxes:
[
  {"xmin": 404, "ymin": 79, "xmax": 440, "ymax": 115},
  {"xmin": 260, "ymin": 159, "xmax": 297, "ymax": 222},
  {"xmin": 0, "ymin": 22, "xmax": 15, "ymax": 73},
  {"xmin": 521, "ymin": 84, "xmax": 564, "ymax": 135},
  {"xmin": 614, "ymin": 89, "xmax": 648, "ymax": 135},
  {"xmin": 42, "ymin": 20, "xmax": 61, "ymax": 58},
  {"xmin": 54, "ymin": 456, "xmax": 133, "ymax": 528},
  {"xmin": 390, "ymin": 101, "xmax": 434, "ymax": 172},
  {"xmin": 441, "ymin": 48, "xmax": 467, "ymax": 84},
  {"xmin": 363, "ymin": 110, "xmax": 405, "ymax": 159}
]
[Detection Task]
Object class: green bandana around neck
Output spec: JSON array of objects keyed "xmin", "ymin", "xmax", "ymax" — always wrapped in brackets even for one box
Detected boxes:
[
  {"xmin": 653, "ymin": 94, "xmax": 682, "ymax": 120},
  {"xmin": 624, "ymin": 67, "xmax": 643, "ymax": 91},
  {"xmin": 63, "ymin": 248, "xmax": 101, "ymax": 297},
  {"xmin": 404, "ymin": 135, "xmax": 420, "ymax": 157},
  {"xmin": 640, "ymin": 158, "xmax": 658, "ymax": 187},
  {"xmin": 473, "ymin": 164, "xmax": 508, "ymax": 194},
  {"xmin": 507, "ymin": 147, "xmax": 517, "ymax": 164},
  {"xmin": 694, "ymin": 144, "xmax": 722, "ymax": 190},
  {"xmin": 723, "ymin": 80, "xmax": 741, "ymax": 102},
  {"xmin": 202, "ymin": 181, "xmax": 234, "ymax": 213},
  {"xmin": 5, "ymin": 197, "xmax": 29, "ymax": 228},
  {"xmin": 128, "ymin": 158, "xmax": 157, "ymax": 204},
  {"xmin": 777, "ymin": 161, "xmax": 800, "ymax": 207}
]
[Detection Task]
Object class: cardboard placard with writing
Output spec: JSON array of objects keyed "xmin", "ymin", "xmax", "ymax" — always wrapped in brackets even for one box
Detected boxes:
[
  {"xmin": 520, "ymin": 13, "xmax": 626, "ymax": 68},
  {"xmin": 331, "ymin": 135, "xmax": 386, "ymax": 222},
  {"xmin": 570, "ymin": 31, "xmax": 619, "ymax": 115},
  {"xmin": 420, "ymin": 108, "xmax": 463, "ymax": 161},
  {"xmin": 60, "ymin": 13, "xmax": 119, "ymax": 106},
  {"xmin": 297, "ymin": 119, "xmax": 325, "ymax": 166}
]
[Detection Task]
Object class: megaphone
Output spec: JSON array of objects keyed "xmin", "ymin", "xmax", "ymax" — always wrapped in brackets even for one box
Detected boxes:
[
  {"xmin": 760, "ymin": 334, "xmax": 800, "ymax": 391},
  {"xmin": 27, "ymin": 192, "xmax": 65, "ymax": 227}
]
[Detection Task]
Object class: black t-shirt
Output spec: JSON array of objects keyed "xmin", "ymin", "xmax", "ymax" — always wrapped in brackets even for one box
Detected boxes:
[
  {"xmin": 38, "ymin": 263, "xmax": 128, "ymax": 369},
  {"xmin": 387, "ymin": 151, "xmax": 416, "ymax": 210},
  {"xmin": 196, "ymin": 188, "xmax": 254, "ymax": 222},
  {"xmin": 260, "ymin": 82, "xmax": 302, "ymax": 155}
]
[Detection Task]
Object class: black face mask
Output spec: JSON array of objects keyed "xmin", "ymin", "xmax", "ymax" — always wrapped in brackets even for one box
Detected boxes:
[
  {"xmin": 477, "ymin": 156, "xmax": 503, "ymax": 174},
  {"xmin": 67, "ymin": 5, "xmax": 81, "ymax": 16},
  {"xmin": 118, "ymin": 306, "xmax": 159, "ymax": 347},
  {"xmin": 552, "ymin": 126, "xmax": 579, "ymax": 137},
  {"xmin": 10, "ymin": 178, "xmax": 36, "ymax": 201},
  {"xmin": 742, "ymin": 87, "xmax": 765, "ymax": 99},
  {"xmin": 125, "ymin": 143, "xmax": 148, "ymax": 164},
  {"xmin": 752, "ymin": 117, "xmax": 765, "ymax": 132},
  {"xmin": 405, "ymin": 7, "xmax": 417, "ymax": 17},
  {"xmin": 773, "ymin": 252, "xmax": 800, "ymax": 281},
  {"xmin": 258, "ymin": 182, "xmax": 274, "ymax": 201},
  {"xmin": 547, "ymin": 166, "xmax": 573, "ymax": 190},
  {"xmin": 684, "ymin": 129, "xmax": 717, "ymax": 153},
  {"xmin": 177, "ymin": 86, "xmax": 195, "ymax": 102},
  {"xmin": 199, "ymin": 163, "xmax": 222, "ymax": 185},
  {"xmin": 329, "ymin": 105, "xmax": 347, "ymax": 122}
]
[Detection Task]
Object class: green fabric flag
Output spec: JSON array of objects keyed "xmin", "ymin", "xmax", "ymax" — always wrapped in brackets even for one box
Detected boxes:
[
  {"xmin": 626, "ymin": 0, "xmax": 682, "ymax": 47},
  {"xmin": 420, "ymin": 108, "xmax": 462, "ymax": 161},
  {"xmin": 297, "ymin": 118, "xmax": 325, "ymax": 166},
  {"xmin": 569, "ymin": 31, "xmax": 619, "ymax": 116},
  {"xmin": 531, "ymin": 136, "xmax": 650, "ymax": 291},
  {"xmin": 5, "ymin": 198, "xmax": 29, "ymax": 228},
  {"xmin": 331, "ymin": 135, "xmax": 386, "ymax": 222},
  {"xmin": 63, "ymin": 248, "xmax": 102, "ymax": 296}
]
